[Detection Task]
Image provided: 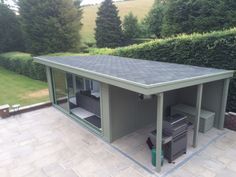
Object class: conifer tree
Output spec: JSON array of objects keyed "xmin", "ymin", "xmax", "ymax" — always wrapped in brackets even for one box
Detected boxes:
[
  {"xmin": 18, "ymin": 0, "xmax": 83, "ymax": 54},
  {"xmin": 123, "ymin": 12, "xmax": 139, "ymax": 40},
  {"xmin": 95, "ymin": 0, "xmax": 123, "ymax": 48}
]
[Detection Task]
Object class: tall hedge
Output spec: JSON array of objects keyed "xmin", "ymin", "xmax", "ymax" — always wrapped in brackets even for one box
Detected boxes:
[
  {"xmin": 110, "ymin": 28, "xmax": 236, "ymax": 112},
  {"xmin": 0, "ymin": 52, "xmax": 46, "ymax": 81}
]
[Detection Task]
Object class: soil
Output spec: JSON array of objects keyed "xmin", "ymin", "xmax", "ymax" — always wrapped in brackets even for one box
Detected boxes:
[{"xmin": 22, "ymin": 89, "xmax": 49, "ymax": 99}]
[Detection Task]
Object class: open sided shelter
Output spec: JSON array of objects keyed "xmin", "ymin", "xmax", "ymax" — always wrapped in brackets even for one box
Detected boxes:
[{"xmin": 34, "ymin": 55, "xmax": 234, "ymax": 172}]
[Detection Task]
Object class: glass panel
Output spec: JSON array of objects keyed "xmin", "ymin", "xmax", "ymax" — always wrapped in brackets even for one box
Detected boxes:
[
  {"xmin": 52, "ymin": 69, "xmax": 69, "ymax": 112},
  {"xmin": 71, "ymin": 76, "xmax": 102, "ymax": 130},
  {"xmin": 67, "ymin": 74, "xmax": 77, "ymax": 111},
  {"xmin": 85, "ymin": 79, "xmax": 91, "ymax": 90},
  {"xmin": 75, "ymin": 76, "xmax": 84, "ymax": 91}
]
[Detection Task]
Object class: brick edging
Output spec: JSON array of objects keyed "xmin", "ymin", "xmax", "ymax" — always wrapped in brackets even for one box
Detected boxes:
[{"xmin": 9, "ymin": 101, "xmax": 52, "ymax": 116}]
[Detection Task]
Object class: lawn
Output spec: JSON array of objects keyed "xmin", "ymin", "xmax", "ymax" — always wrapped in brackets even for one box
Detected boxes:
[
  {"xmin": 0, "ymin": 67, "xmax": 49, "ymax": 106},
  {"xmin": 81, "ymin": 0, "xmax": 154, "ymax": 43}
]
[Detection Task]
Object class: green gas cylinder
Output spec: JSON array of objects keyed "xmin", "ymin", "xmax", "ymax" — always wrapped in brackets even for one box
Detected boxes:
[{"xmin": 151, "ymin": 148, "xmax": 164, "ymax": 166}]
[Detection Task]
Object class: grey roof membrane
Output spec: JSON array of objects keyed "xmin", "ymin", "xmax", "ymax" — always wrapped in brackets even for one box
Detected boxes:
[{"xmin": 36, "ymin": 55, "xmax": 228, "ymax": 86}]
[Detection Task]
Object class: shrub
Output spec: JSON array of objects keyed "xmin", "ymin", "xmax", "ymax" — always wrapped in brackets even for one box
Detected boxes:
[
  {"xmin": 93, "ymin": 28, "xmax": 236, "ymax": 112},
  {"xmin": 0, "ymin": 52, "xmax": 46, "ymax": 81}
]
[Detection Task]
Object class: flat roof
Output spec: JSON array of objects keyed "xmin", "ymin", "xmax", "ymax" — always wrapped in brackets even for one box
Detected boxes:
[{"xmin": 34, "ymin": 55, "xmax": 234, "ymax": 94}]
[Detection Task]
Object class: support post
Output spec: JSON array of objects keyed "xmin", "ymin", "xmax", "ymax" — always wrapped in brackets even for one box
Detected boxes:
[
  {"xmin": 100, "ymin": 83, "xmax": 111, "ymax": 142},
  {"xmin": 219, "ymin": 78, "xmax": 230, "ymax": 130},
  {"xmin": 156, "ymin": 92, "xmax": 163, "ymax": 172},
  {"xmin": 193, "ymin": 84, "xmax": 203, "ymax": 148}
]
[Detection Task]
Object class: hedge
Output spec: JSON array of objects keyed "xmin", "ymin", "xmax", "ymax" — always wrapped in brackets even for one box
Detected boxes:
[
  {"xmin": 1, "ymin": 28, "xmax": 235, "ymax": 111},
  {"xmin": 109, "ymin": 29, "xmax": 236, "ymax": 112},
  {"xmin": 0, "ymin": 52, "xmax": 46, "ymax": 81},
  {"xmin": 91, "ymin": 28, "xmax": 236, "ymax": 111}
]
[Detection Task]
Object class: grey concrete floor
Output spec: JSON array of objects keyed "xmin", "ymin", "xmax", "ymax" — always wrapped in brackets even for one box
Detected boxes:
[
  {"xmin": 112, "ymin": 124, "xmax": 233, "ymax": 176},
  {"xmin": 0, "ymin": 107, "xmax": 236, "ymax": 177}
]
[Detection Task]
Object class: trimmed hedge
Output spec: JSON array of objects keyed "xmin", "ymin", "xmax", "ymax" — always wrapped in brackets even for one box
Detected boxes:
[
  {"xmin": 1, "ymin": 28, "xmax": 235, "ymax": 111},
  {"xmin": 0, "ymin": 52, "xmax": 46, "ymax": 81},
  {"xmin": 88, "ymin": 48, "xmax": 114, "ymax": 55},
  {"xmin": 109, "ymin": 29, "xmax": 236, "ymax": 112}
]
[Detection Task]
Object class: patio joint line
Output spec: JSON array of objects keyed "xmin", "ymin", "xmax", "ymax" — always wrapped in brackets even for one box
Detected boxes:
[
  {"xmin": 110, "ymin": 144, "xmax": 155, "ymax": 175},
  {"xmin": 161, "ymin": 131, "xmax": 228, "ymax": 177}
]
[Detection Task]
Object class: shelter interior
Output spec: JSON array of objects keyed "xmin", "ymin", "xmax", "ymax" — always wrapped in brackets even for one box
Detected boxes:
[{"xmin": 109, "ymin": 79, "xmax": 225, "ymax": 172}]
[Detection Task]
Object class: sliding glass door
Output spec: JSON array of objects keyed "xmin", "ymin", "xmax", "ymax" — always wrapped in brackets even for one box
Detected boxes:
[
  {"xmin": 51, "ymin": 68, "xmax": 102, "ymax": 131},
  {"xmin": 52, "ymin": 68, "xmax": 69, "ymax": 112}
]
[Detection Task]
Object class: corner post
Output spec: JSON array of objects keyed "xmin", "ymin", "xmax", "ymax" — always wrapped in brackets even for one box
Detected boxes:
[
  {"xmin": 193, "ymin": 84, "xmax": 203, "ymax": 148},
  {"xmin": 156, "ymin": 92, "xmax": 163, "ymax": 172},
  {"xmin": 219, "ymin": 78, "xmax": 230, "ymax": 130}
]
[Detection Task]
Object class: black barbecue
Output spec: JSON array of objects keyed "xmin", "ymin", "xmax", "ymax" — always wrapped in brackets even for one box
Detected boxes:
[{"xmin": 163, "ymin": 114, "xmax": 188, "ymax": 163}]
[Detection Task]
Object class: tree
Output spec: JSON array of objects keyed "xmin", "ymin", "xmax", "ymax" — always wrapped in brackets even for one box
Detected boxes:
[
  {"xmin": 123, "ymin": 12, "xmax": 139, "ymax": 40},
  {"xmin": 145, "ymin": 0, "xmax": 167, "ymax": 37},
  {"xmin": 0, "ymin": 3, "xmax": 24, "ymax": 53},
  {"xmin": 95, "ymin": 0, "xmax": 123, "ymax": 48},
  {"xmin": 222, "ymin": 0, "xmax": 236, "ymax": 27},
  {"xmin": 18, "ymin": 0, "xmax": 83, "ymax": 54},
  {"xmin": 161, "ymin": 0, "xmax": 236, "ymax": 36}
]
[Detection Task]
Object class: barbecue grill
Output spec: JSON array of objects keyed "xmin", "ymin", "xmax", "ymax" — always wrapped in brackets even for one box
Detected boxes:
[{"xmin": 163, "ymin": 114, "xmax": 188, "ymax": 163}]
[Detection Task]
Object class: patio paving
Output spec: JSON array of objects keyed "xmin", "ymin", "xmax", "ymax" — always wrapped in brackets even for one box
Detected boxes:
[
  {"xmin": 0, "ymin": 107, "xmax": 236, "ymax": 177},
  {"xmin": 112, "ymin": 125, "xmax": 235, "ymax": 176}
]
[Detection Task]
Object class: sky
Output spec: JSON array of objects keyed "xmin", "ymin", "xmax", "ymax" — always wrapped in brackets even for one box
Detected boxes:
[{"xmin": 5, "ymin": 0, "xmax": 123, "ymax": 7}]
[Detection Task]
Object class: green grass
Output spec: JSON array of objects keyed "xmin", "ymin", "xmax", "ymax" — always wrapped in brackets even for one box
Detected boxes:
[
  {"xmin": 0, "ymin": 52, "xmax": 32, "ymax": 61},
  {"xmin": 81, "ymin": 0, "xmax": 154, "ymax": 43},
  {"xmin": 0, "ymin": 66, "xmax": 49, "ymax": 106}
]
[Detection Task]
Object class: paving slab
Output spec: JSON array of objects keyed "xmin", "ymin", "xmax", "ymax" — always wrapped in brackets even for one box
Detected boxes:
[{"xmin": 0, "ymin": 107, "xmax": 235, "ymax": 177}]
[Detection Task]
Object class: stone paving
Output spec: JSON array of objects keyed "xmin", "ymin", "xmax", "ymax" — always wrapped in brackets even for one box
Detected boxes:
[{"xmin": 0, "ymin": 107, "xmax": 236, "ymax": 177}]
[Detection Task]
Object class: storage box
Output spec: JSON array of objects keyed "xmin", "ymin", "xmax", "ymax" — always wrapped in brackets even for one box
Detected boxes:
[{"xmin": 171, "ymin": 104, "xmax": 215, "ymax": 133}]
